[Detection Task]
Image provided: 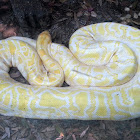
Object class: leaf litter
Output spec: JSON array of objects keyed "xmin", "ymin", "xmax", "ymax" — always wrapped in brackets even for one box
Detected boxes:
[{"xmin": 0, "ymin": 0, "xmax": 140, "ymax": 140}]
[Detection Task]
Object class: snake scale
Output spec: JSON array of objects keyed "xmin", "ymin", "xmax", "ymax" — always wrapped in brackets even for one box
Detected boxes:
[{"xmin": 0, "ymin": 22, "xmax": 140, "ymax": 120}]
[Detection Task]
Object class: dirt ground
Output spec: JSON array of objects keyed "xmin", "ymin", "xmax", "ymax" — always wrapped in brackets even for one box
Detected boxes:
[{"xmin": 0, "ymin": 0, "xmax": 140, "ymax": 140}]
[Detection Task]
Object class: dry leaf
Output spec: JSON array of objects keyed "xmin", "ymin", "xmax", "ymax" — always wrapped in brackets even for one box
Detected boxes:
[
  {"xmin": 41, "ymin": 126, "xmax": 55, "ymax": 133},
  {"xmin": 0, "ymin": 125, "xmax": 4, "ymax": 132},
  {"xmin": 80, "ymin": 126, "xmax": 89, "ymax": 138},
  {"xmin": 12, "ymin": 133, "xmax": 18, "ymax": 140},
  {"xmin": 72, "ymin": 134, "xmax": 76, "ymax": 140},
  {"xmin": 131, "ymin": 19, "xmax": 140, "ymax": 25},
  {"xmin": 11, "ymin": 127, "xmax": 21, "ymax": 131},
  {"xmin": 0, "ymin": 133, "xmax": 7, "ymax": 140},
  {"xmin": 2, "ymin": 27, "xmax": 17, "ymax": 38},
  {"xmin": 54, "ymin": 124, "xmax": 64, "ymax": 134},
  {"xmin": 20, "ymin": 128, "xmax": 27, "ymax": 137},
  {"xmin": 5, "ymin": 127, "xmax": 10, "ymax": 138},
  {"xmin": 55, "ymin": 132, "xmax": 64, "ymax": 140},
  {"xmin": 0, "ymin": 24, "xmax": 6, "ymax": 32},
  {"xmin": 98, "ymin": 0, "xmax": 102, "ymax": 6},
  {"xmin": 87, "ymin": 133, "xmax": 96, "ymax": 140}
]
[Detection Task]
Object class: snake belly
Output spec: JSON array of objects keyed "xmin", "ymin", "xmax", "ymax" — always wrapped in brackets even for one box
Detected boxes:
[{"xmin": 0, "ymin": 22, "xmax": 139, "ymax": 120}]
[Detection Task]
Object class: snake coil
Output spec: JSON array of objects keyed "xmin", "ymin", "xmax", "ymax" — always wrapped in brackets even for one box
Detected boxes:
[{"xmin": 0, "ymin": 22, "xmax": 139, "ymax": 120}]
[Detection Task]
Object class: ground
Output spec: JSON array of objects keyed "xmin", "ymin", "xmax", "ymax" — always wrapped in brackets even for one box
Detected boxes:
[{"xmin": 0, "ymin": 0, "xmax": 140, "ymax": 140}]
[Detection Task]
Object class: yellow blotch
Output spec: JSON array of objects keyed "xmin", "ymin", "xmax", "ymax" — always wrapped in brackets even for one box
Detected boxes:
[
  {"xmin": 9, "ymin": 42, "xmax": 16, "ymax": 54},
  {"xmin": 95, "ymin": 94, "xmax": 108, "ymax": 117},
  {"xmin": 91, "ymin": 25, "xmax": 96, "ymax": 33},
  {"xmin": 87, "ymin": 77, "xmax": 92, "ymax": 85},
  {"xmin": 17, "ymin": 88, "xmax": 30, "ymax": 111},
  {"xmin": 122, "ymin": 66, "xmax": 135, "ymax": 75},
  {"xmin": 35, "ymin": 76, "xmax": 43, "ymax": 84},
  {"xmin": 18, "ymin": 57, "xmax": 23, "ymax": 64},
  {"xmin": 40, "ymin": 39, "xmax": 45, "ymax": 45},
  {"xmin": 3, "ymin": 94, "xmax": 11, "ymax": 106},
  {"xmin": 49, "ymin": 77, "xmax": 56, "ymax": 83},
  {"xmin": 54, "ymin": 69, "xmax": 60, "ymax": 74},
  {"xmin": 105, "ymin": 26, "xmax": 115, "ymax": 36},
  {"xmin": 28, "ymin": 60, "xmax": 34, "ymax": 66},
  {"xmin": 73, "ymin": 92, "xmax": 89, "ymax": 116},
  {"xmin": 76, "ymin": 77, "xmax": 85, "ymax": 85},
  {"xmin": 47, "ymin": 39, "xmax": 51, "ymax": 44},
  {"xmin": 110, "ymin": 63, "xmax": 118, "ymax": 69},
  {"xmin": 94, "ymin": 67, "xmax": 104, "ymax": 72},
  {"xmin": 81, "ymin": 52, "xmax": 100, "ymax": 60},
  {"xmin": 112, "ymin": 90, "xmax": 131, "ymax": 115},
  {"xmin": 129, "ymin": 30, "xmax": 140, "ymax": 38},
  {"xmin": 112, "ymin": 75, "xmax": 121, "ymax": 86},
  {"xmin": 38, "ymin": 49, "xmax": 46, "ymax": 56},
  {"xmin": 39, "ymin": 92, "xmax": 66, "ymax": 108},
  {"xmin": 97, "ymin": 24, "xmax": 105, "ymax": 35},
  {"xmin": 50, "ymin": 63, "xmax": 55, "ymax": 67},
  {"xmin": 0, "ymin": 45, "xmax": 3, "ymax": 50},
  {"xmin": 19, "ymin": 41, "xmax": 26, "ymax": 47},
  {"xmin": 23, "ymin": 51, "xmax": 29, "ymax": 56},
  {"xmin": 96, "ymin": 79, "xmax": 110, "ymax": 86}
]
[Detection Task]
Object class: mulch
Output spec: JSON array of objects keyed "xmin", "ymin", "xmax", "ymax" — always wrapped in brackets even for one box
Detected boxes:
[{"xmin": 0, "ymin": 0, "xmax": 140, "ymax": 139}]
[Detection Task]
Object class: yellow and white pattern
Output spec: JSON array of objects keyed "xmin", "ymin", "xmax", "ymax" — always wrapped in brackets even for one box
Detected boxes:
[{"xmin": 0, "ymin": 22, "xmax": 140, "ymax": 120}]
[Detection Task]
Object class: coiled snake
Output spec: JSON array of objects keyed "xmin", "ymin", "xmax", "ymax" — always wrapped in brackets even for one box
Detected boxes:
[{"xmin": 0, "ymin": 22, "xmax": 140, "ymax": 120}]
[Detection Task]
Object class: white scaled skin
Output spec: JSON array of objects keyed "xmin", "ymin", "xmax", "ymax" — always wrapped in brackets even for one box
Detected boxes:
[{"xmin": 0, "ymin": 22, "xmax": 140, "ymax": 120}]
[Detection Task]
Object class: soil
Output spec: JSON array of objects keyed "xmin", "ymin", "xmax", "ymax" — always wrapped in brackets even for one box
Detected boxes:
[{"xmin": 0, "ymin": 0, "xmax": 140, "ymax": 140}]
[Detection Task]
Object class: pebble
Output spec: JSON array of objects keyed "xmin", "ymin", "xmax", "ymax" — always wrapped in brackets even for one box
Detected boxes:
[
  {"xmin": 66, "ymin": 12, "xmax": 73, "ymax": 17},
  {"xmin": 120, "ymin": 16, "xmax": 126, "ymax": 20},
  {"xmin": 77, "ymin": 11, "xmax": 83, "ymax": 17},
  {"xmin": 91, "ymin": 11, "xmax": 97, "ymax": 17},
  {"xmin": 121, "ymin": 21, "xmax": 127, "ymax": 25},
  {"xmin": 84, "ymin": 11, "xmax": 90, "ymax": 16},
  {"xmin": 124, "ymin": 7, "xmax": 130, "ymax": 12},
  {"xmin": 134, "ymin": 13, "xmax": 138, "ymax": 19},
  {"xmin": 125, "ymin": 14, "xmax": 131, "ymax": 19}
]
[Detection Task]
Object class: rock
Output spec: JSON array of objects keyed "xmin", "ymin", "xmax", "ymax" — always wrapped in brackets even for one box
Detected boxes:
[
  {"xmin": 120, "ymin": 17, "xmax": 126, "ymax": 20},
  {"xmin": 84, "ymin": 11, "xmax": 90, "ymax": 16},
  {"xmin": 124, "ymin": 7, "xmax": 130, "ymax": 12},
  {"xmin": 134, "ymin": 13, "xmax": 138, "ymax": 19},
  {"xmin": 77, "ymin": 11, "xmax": 83, "ymax": 17},
  {"xmin": 125, "ymin": 14, "xmax": 131, "ymax": 19},
  {"xmin": 91, "ymin": 11, "xmax": 97, "ymax": 18},
  {"xmin": 66, "ymin": 12, "xmax": 73, "ymax": 17}
]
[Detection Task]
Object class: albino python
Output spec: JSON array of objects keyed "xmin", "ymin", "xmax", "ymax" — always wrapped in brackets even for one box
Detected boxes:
[{"xmin": 0, "ymin": 22, "xmax": 140, "ymax": 120}]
